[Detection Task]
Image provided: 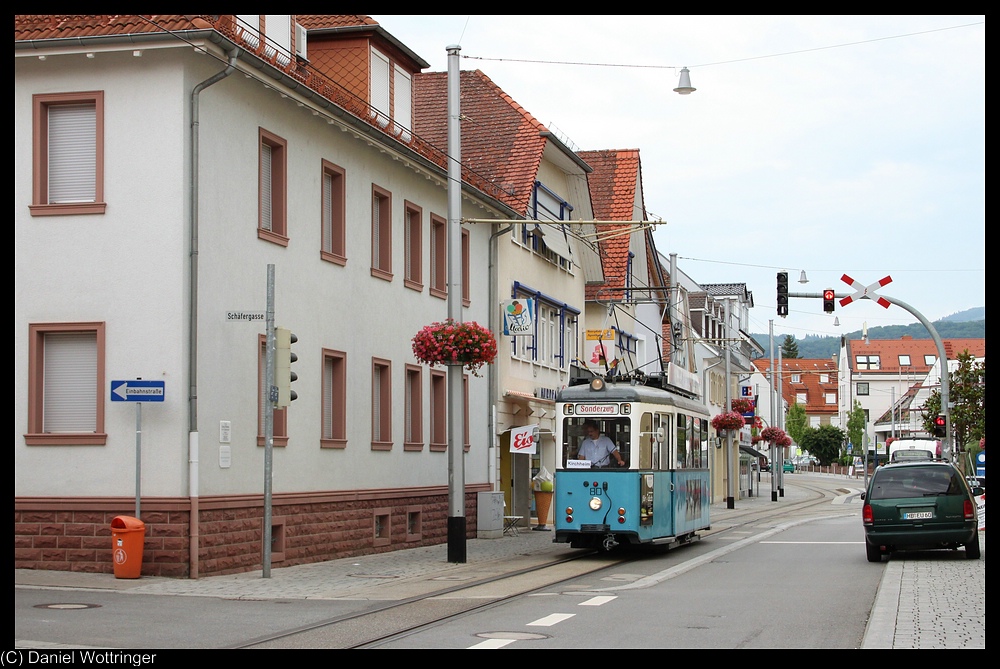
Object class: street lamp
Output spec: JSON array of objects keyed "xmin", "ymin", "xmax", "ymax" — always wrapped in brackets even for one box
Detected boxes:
[{"xmin": 673, "ymin": 67, "xmax": 696, "ymax": 95}]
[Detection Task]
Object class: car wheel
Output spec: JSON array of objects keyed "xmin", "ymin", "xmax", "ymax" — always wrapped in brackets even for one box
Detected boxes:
[
  {"xmin": 965, "ymin": 532, "xmax": 981, "ymax": 560},
  {"xmin": 865, "ymin": 541, "xmax": 883, "ymax": 563}
]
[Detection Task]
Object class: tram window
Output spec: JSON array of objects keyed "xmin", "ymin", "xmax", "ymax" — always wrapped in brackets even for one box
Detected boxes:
[
  {"xmin": 639, "ymin": 413, "xmax": 653, "ymax": 469},
  {"xmin": 690, "ymin": 416, "xmax": 701, "ymax": 468},
  {"xmin": 699, "ymin": 418, "xmax": 709, "ymax": 468},
  {"xmin": 676, "ymin": 414, "xmax": 688, "ymax": 469},
  {"xmin": 562, "ymin": 417, "xmax": 630, "ymax": 468},
  {"xmin": 658, "ymin": 413, "xmax": 671, "ymax": 471}
]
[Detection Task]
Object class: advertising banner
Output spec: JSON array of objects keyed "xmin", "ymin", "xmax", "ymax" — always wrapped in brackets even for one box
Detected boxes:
[
  {"xmin": 502, "ymin": 299, "xmax": 535, "ymax": 336},
  {"xmin": 509, "ymin": 424, "xmax": 539, "ymax": 454}
]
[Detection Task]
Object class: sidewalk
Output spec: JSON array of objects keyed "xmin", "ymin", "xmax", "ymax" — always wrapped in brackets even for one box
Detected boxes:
[{"xmin": 15, "ymin": 475, "xmax": 985, "ymax": 648}]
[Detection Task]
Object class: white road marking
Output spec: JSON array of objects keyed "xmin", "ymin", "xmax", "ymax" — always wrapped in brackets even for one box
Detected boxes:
[
  {"xmin": 527, "ymin": 613, "xmax": 576, "ymax": 626},
  {"xmin": 469, "ymin": 638, "xmax": 517, "ymax": 649},
  {"xmin": 579, "ymin": 595, "xmax": 617, "ymax": 606}
]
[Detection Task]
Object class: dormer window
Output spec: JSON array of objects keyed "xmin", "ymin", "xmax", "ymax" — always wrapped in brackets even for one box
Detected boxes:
[{"xmin": 368, "ymin": 47, "xmax": 412, "ymax": 141}]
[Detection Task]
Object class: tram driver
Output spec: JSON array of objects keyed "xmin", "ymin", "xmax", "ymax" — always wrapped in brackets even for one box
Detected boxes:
[{"xmin": 578, "ymin": 420, "xmax": 625, "ymax": 468}]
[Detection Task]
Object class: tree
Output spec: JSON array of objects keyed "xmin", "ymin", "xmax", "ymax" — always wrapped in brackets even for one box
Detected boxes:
[
  {"xmin": 785, "ymin": 403, "xmax": 807, "ymax": 445},
  {"xmin": 780, "ymin": 335, "xmax": 799, "ymax": 359},
  {"xmin": 846, "ymin": 400, "xmax": 867, "ymax": 456},
  {"xmin": 799, "ymin": 425, "xmax": 846, "ymax": 465},
  {"xmin": 922, "ymin": 350, "xmax": 985, "ymax": 452}
]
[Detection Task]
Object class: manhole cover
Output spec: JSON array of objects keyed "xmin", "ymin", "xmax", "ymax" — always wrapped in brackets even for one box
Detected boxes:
[{"xmin": 34, "ymin": 603, "xmax": 102, "ymax": 610}]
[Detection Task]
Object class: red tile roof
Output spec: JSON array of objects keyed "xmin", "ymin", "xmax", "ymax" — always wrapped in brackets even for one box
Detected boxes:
[
  {"xmin": 413, "ymin": 70, "xmax": 548, "ymax": 214},
  {"xmin": 846, "ymin": 337, "xmax": 985, "ymax": 374},
  {"xmin": 578, "ymin": 149, "xmax": 643, "ymax": 301},
  {"xmin": 14, "ymin": 14, "xmax": 215, "ymax": 40},
  {"xmin": 753, "ymin": 358, "xmax": 839, "ymax": 415},
  {"xmin": 296, "ymin": 15, "xmax": 377, "ymax": 30}
]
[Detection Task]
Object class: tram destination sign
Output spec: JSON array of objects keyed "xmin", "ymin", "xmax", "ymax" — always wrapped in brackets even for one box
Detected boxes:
[{"xmin": 575, "ymin": 404, "xmax": 623, "ymax": 415}]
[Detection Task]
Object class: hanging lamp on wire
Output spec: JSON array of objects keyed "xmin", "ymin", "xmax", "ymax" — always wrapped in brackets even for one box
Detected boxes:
[{"xmin": 673, "ymin": 67, "xmax": 696, "ymax": 95}]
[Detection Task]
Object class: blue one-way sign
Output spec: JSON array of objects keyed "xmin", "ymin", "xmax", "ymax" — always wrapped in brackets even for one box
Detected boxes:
[{"xmin": 111, "ymin": 380, "xmax": 165, "ymax": 402}]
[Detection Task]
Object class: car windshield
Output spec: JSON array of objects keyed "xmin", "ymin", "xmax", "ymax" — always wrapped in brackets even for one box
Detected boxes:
[{"xmin": 869, "ymin": 467, "xmax": 965, "ymax": 500}]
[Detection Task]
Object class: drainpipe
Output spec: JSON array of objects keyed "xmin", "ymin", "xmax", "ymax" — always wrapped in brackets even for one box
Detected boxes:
[{"xmin": 187, "ymin": 46, "xmax": 240, "ymax": 578}]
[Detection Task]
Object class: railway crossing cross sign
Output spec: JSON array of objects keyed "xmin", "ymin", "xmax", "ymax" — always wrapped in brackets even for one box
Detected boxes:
[{"xmin": 839, "ymin": 274, "xmax": 892, "ymax": 309}]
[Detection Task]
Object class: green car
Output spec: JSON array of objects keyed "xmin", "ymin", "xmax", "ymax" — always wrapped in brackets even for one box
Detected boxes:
[
  {"xmin": 782, "ymin": 459, "xmax": 794, "ymax": 473},
  {"xmin": 861, "ymin": 460, "xmax": 981, "ymax": 562}
]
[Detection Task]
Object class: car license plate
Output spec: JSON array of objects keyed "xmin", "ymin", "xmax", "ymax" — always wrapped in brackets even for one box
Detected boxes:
[{"xmin": 903, "ymin": 511, "xmax": 933, "ymax": 520}]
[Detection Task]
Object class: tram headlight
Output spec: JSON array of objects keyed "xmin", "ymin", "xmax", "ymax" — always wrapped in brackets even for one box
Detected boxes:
[{"xmin": 589, "ymin": 496, "xmax": 603, "ymax": 511}]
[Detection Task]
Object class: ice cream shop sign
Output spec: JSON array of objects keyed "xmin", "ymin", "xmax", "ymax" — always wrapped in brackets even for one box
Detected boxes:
[{"xmin": 502, "ymin": 299, "xmax": 535, "ymax": 336}]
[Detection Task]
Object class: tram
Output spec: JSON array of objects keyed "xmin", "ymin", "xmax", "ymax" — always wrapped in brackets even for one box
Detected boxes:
[{"xmin": 553, "ymin": 374, "xmax": 712, "ymax": 551}]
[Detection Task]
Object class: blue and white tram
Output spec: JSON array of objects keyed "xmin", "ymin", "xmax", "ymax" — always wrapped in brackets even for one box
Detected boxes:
[{"xmin": 554, "ymin": 376, "xmax": 712, "ymax": 551}]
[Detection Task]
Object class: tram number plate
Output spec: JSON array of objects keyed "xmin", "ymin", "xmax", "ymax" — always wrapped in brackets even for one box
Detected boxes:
[
  {"xmin": 580, "ymin": 524, "xmax": 610, "ymax": 532},
  {"xmin": 903, "ymin": 511, "xmax": 933, "ymax": 520}
]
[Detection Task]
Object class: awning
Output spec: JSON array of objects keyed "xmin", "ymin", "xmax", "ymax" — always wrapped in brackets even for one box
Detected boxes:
[
  {"xmin": 740, "ymin": 445, "xmax": 767, "ymax": 459},
  {"xmin": 535, "ymin": 223, "xmax": 573, "ymax": 261}
]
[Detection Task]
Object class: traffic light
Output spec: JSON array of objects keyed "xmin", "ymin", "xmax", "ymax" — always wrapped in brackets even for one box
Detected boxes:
[
  {"xmin": 776, "ymin": 272, "xmax": 789, "ymax": 316},
  {"xmin": 275, "ymin": 327, "xmax": 298, "ymax": 407},
  {"xmin": 932, "ymin": 414, "xmax": 947, "ymax": 438},
  {"xmin": 823, "ymin": 289, "xmax": 836, "ymax": 313}
]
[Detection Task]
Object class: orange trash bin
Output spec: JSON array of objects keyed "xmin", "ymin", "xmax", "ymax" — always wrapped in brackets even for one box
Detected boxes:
[{"xmin": 111, "ymin": 516, "xmax": 145, "ymax": 579}]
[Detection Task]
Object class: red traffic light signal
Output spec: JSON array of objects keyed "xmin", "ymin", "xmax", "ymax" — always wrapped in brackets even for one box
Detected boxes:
[
  {"xmin": 823, "ymin": 289, "xmax": 836, "ymax": 313},
  {"xmin": 932, "ymin": 414, "xmax": 947, "ymax": 438}
]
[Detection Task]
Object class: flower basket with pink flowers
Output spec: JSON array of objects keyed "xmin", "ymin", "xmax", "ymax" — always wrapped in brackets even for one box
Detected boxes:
[
  {"xmin": 731, "ymin": 398, "xmax": 754, "ymax": 415},
  {"xmin": 411, "ymin": 319, "xmax": 498, "ymax": 376},
  {"xmin": 760, "ymin": 426, "xmax": 786, "ymax": 443},
  {"xmin": 711, "ymin": 411, "xmax": 746, "ymax": 433}
]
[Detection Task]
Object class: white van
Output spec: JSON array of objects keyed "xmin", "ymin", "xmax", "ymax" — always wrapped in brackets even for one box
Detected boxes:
[{"xmin": 887, "ymin": 437, "xmax": 940, "ymax": 462}]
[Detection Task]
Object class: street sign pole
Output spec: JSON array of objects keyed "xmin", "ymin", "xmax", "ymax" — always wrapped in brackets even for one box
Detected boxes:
[
  {"xmin": 263, "ymin": 264, "xmax": 275, "ymax": 578},
  {"xmin": 135, "ymin": 401, "xmax": 141, "ymax": 518},
  {"xmin": 110, "ymin": 379, "xmax": 166, "ymax": 517}
]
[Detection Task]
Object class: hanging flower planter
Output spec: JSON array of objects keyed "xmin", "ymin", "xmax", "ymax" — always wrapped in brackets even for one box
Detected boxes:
[
  {"xmin": 711, "ymin": 411, "xmax": 746, "ymax": 433},
  {"xmin": 731, "ymin": 398, "xmax": 754, "ymax": 415},
  {"xmin": 761, "ymin": 426, "xmax": 786, "ymax": 443},
  {"xmin": 411, "ymin": 319, "xmax": 498, "ymax": 377}
]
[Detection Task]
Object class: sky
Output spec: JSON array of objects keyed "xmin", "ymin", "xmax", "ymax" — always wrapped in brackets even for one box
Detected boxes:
[{"xmin": 371, "ymin": 15, "xmax": 985, "ymax": 339}]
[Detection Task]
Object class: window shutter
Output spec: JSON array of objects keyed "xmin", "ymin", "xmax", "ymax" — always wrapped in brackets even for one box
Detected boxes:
[
  {"xmin": 322, "ymin": 173, "xmax": 333, "ymax": 253},
  {"xmin": 43, "ymin": 332, "xmax": 97, "ymax": 433},
  {"xmin": 48, "ymin": 103, "xmax": 96, "ymax": 204},
  {"xmin": 323, "ymin": 357, "xmax": 334, "ymax": 439},
  {"xmin": 260, "ymin": 143, "xmax": 272, "ymax": 231},
  {"xmin": 370, "ymin": 48, "xmax": 390, "ymax": 126}
]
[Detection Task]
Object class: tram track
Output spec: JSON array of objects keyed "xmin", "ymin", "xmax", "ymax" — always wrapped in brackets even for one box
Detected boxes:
[
  {"xmin": 234, "ymin": 477, "xmax": 856, "ymax": 649},
  {"xmin": 231, "ymin": 548, "xmax": 618, "ymax": 649}
]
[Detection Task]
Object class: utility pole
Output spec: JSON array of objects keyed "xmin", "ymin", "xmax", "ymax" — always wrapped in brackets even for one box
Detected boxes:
[
  {"xmin": 446, "ymin": 44, "xmax": 466, "ymax": 563},
  {"xmin": 725, "ymin": 299, "xmax": 735, "ymax": 509},
  {"xmin": 769, "ymin": 320, "xmax": 777, "ymax": 502}
]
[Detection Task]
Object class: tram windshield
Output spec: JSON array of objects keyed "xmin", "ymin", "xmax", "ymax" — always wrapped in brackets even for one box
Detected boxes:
[{"xmin": 561, "ymin": 417, "xmax": 631, "ymax": 469}]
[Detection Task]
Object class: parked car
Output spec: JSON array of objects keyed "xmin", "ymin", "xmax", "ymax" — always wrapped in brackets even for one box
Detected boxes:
[
  {"xmin": 782, "ymin": 459, "xmax": 794, "ymax": 473},
  {"xmin": 861, "ymin": 460, "xmax": 981, "ymax": 562}
]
